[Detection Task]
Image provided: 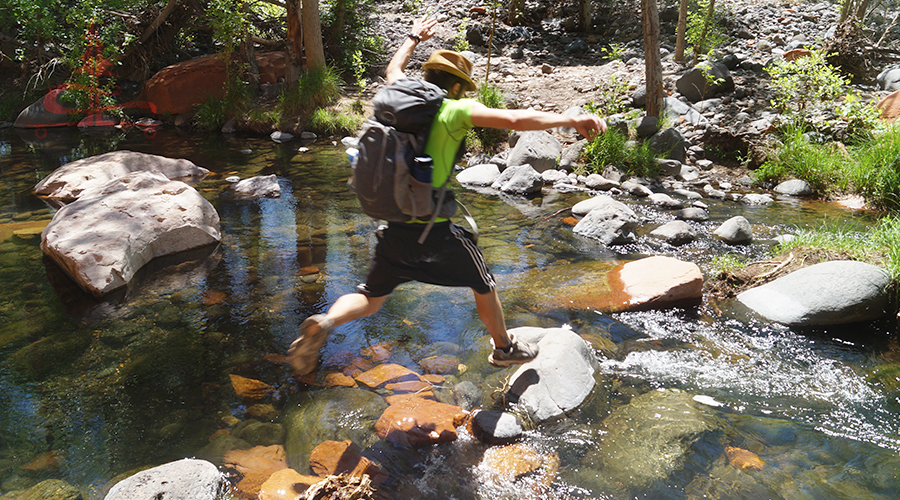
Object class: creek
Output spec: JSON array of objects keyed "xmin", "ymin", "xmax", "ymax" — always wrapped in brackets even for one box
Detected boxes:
[{"xmin": 0, "ymin": 126, "xmax": 898, "ymax": 499}]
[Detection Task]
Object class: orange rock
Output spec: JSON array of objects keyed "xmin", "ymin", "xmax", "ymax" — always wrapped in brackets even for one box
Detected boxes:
[
  {"xmin": 263, "ymin": 353, "xmax": 291, "ymax": 365},
  {"xmin": 725, "ymin": 446, "xmax": 765, "ymax": 470},
  {"xmin": 350, "ymin": 357, "xmax": 376, "ymax": 372},
  {"xmin": 223, "ymin": 445, "xmax": 288, "ymax": 498},
  {"xmin": 417, "ymin": 355, "xmax": 459, "ymax": 374},
  {"xmin": 781, "ymin": 48, "xmax": 812, "ymax": 62},
  {"xmin": 20, "ymin": 451, "xmax": 63, "ymax": 472},
  {"xmin": 421, "ymin": 374, "xmax": 445, "ymax": 385},
  {"xmin": 247, "ymin": 404, "xmax": 278, "ymax": 421},
  {"xmin": 258, "ymin": 468, "xmax": 321, "ymax": 500},
  {"xmin": 384, "ymin": 380, "xmax": 432, "ymax": 394},
  {"xmin": 201, "ymin": 290, "xmax": 227, "ymax": 305},
  {"xmin": 229, "ymin": 374, "xmax": 274, "ymax": 401},
  {"xmin": 480, "ymin": 443, "xmax": 559, "ymax": 486},
  {"xmin": 375, "ymin": 397, "xmax": 467, "ymax": 447},
  {"xmin": 877, "ymin": 89, "xmax": 900, "ymax": 122},
  {"xmin": 308, "ymin": 440, "xmax": 387, "ymax": 484},
  {"xmin": 324, "ymin": 372, "xmax": 358, "ymax": 388},
  {"xmin": 296, "ymin": 266, "xmax": 319, "ymax": 276},
  {"xmin": 384, "ymin": 392, "xmax": 435, "ymax": 405},
  {"xmin": 561, "ymin": 216, "xmax": 579, "ymax": 226},
  {"xmin": 355, "ymin": 363, "xmax": 422, "ymax": 388},
  {"xmin": 361, "ymin": 342, "xmax": 393, "ymax": 363}
]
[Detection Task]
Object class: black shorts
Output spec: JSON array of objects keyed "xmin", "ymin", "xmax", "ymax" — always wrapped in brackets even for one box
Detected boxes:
[{"xmin": 357, "ymin": 221, "xmax": 496, "ymax": 297}]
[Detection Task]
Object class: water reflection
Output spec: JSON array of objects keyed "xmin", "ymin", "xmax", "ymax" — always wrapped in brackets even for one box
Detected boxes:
[{"xmin": 0, "ymin": 127, "xmax": 898, "ymax": 499}]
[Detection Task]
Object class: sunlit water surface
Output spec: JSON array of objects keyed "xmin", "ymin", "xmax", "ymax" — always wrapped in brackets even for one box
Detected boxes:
[{"xmin": 0, "ymin": 126, "xmax": 897, "ymax": 499}]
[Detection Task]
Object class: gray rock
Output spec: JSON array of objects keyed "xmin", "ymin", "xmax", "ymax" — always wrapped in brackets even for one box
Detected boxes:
[
  {"xmin": 656, "ymin": 158, "xmax": 682, "ymax": 177},
  {"xmin": 541, "ymin": 168, "xmax": 569, "ymax": 185},
  {"xmin": 104, "ymin": 459, "xmax": 225, "ymax": 500},
  {"xmin": 675, "ymin": 207, "xmax": 709, "ymax": 221},
  {"xmin": 506, "ymin": 326, "xmax": 599, "ymax": 423},
  {"xmin": 270, "ymin": 131, "xmax": 294, "ymax": 143},
  {"xmin": 233, "ymin": 174, "xmax": 281, "ymax": 198},
  {"xmin": 876, "ymin": 67, "xmax": 900, "ymax": 91},
  {"xmin": 559, "ymin": 139, "xmax": 586, "ymax": 169},
  {"xmin": 584, "ymin": 173, "xmax": 619, "ymax": 190},
  {"xmin": 491, "ymin": 164, "xmax": 544, "ymax": 194},
  {"xmin": 713, "ymin": 216, "xmax": 753, "ymax": 244},
  {"xmin": 453, "ymin": 380, "xmax": 482, "ymax": 411},
  {"xmin": 675, "ymin": 61, "xmax": 735, "ymax": 102},
  {"xmin": 649, "ymin": 128, "xmax": 687, "ymax": 163},
  {"xmin": 774, "ymin": 179, "xmax": 812, "ymax": 196},
  {"xmin": 506, "ymin": 131, "xmax": 562, "ymax": 172},
  {"xmin": 602, "ymin": 165, "xmax": 624, "ymax": 183},
  {"xmin": 663, "ymin": 97, "xmax": 708, "ymax": 126},
  {"xmin": 649, "ymin": 192, "xmax": 684, "ymax": 209},
  {"xmin": 636, "ymin": 115, "xmax": 659, "ymax": 137},
  {"xmin": 34, "ymin": 150, "xmax": 209, "ymax": 202},
  {"xmin": 740, "ymin": 193, "xmax": 774, "ymax": 205},
  {"xmin": 673, "ymin": 188, "xmax": 703, "ymax": 200},
  {"xmin": 457, "ymin": 163, "xmax": 501, "ymax": 186},
  {"xmin": 650, "ymin": 220, "xmax": 696, "ymax": 245},
  {"xmin": 573, "ymin": 200, "xmax": 639, "ymax": 245},
  {"xmin": 469, "ymin": 410, "xmax": 524, "ymax": 444},
  {"xmin": 232, "ymin": 420, "xmax": 284, "ymax": 446},
  {"xmin": 40, "ymin": 172, "xmax": 221, "ymax": 297},
  {"xmin": 737, "ymin": 261, "xmax": 891, "ymax": 326},
  {"xmin": 621, "ymin": 181, "xmax": 653, "ymax": 197}
]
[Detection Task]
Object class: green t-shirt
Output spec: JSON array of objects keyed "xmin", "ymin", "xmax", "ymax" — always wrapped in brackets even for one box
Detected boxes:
[{"xmin": 424, "ymin": 98, "xmax": 476, "ymax": 189}]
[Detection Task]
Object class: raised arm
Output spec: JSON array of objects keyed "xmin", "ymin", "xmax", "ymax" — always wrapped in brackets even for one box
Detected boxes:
[
  {"xmin": 470, "ymin": 102, "xmax": 608, "ymax": 141},
  {"xmin": 385, "ymin": 16, "xmax": 437, "ymax": 84}
]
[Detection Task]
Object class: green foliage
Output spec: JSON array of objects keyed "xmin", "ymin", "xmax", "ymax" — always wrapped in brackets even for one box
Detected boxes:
[
  {"xmin": 455, "ymin": 18, "xmax": 470, "ymax": 52},
  {"xmin": 582, "ymin": 127, "xmax": 660, "ymax": 177},
  {"xmin": 835, "ymin": 91, "xmax": 884, "ymax": 142},
  {"xmin": 686, "ymin": 0, "xmax": 728, "ymax": 61},
  {"xmin": 308, "ymin": 106, "xmax": 364, "ymax": 136},
  {"xmin": 765, "ymin": 50, "xmax": 849, "ymax": 118},
  {"xmin": 280, "ymin": 66, "xmax": 343, "ymax": 117},
  {"xmin": 467, "ymin": 83, "xmax": 508, "ymax": 152},
  {"xmin": 754, "ymin": 125, "xmax": 846, "ymax": 194},
  {"xmin": 585, "ymin": 75, "xmax": 631, "ymax": 116},
  {"xmin": 208, "ymin": 0, "xmax": 251, "ymax": 54},
  {"xmin": 401, "ymin": 0, "xmax": 422, "ymax": 13},
  {"xmin": 600, "ymin": 42, "xmax": 626, "ymax": 62},
  {"xmin": 710, "ymin": 253, "xmax": 747, "ymax": 275},
  {"xmin": 320, "ymin": 0, "xmax": 384, "ymax": 82},
  {"xmin": 848, "ymin": 124, "xmax": 900, "ymax": 209}
]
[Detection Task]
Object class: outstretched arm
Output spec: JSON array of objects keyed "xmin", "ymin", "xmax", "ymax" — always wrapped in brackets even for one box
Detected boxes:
[
  {"xmin": 385, "ymin": 16, "xmax": 437, "ymax": 84},
  {"xmin": 470, "ymin": 102, "xmax": 608, "ymax": 141}
]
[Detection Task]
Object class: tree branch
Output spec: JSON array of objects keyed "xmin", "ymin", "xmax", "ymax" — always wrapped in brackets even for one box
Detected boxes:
[{"xmin": 141, "ymin": 0, "xmax": 181, "ymax": 43}]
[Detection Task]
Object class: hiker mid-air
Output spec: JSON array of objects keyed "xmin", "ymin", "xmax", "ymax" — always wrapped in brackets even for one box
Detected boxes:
[{"xmin": 288, "ymin": 15, "xmax": 607, "ymax": 376}]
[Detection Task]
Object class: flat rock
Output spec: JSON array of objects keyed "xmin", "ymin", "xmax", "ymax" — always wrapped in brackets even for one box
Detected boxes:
[{"xmin": 104, "ymin": 459, "xmax": 224, "ymax": 500}]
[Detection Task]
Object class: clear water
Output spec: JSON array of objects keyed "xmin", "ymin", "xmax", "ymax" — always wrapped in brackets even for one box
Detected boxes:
[{"xmin": 0, "ymin": 126, "xmax": 897, "ymax": 499}]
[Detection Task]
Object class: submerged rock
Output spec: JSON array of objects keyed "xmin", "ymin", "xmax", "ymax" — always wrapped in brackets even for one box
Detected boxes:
[{"xmin": 736, "ymin": 261, "xmax": 891, "ymax": 326}]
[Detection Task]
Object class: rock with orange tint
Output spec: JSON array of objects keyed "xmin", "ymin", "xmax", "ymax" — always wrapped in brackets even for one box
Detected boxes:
[
  {"xmin": 384, "ymin": 391, "xmax": 435, "ymax": 405},
  {"xmin": 201, "ymin": 290, "xmax": 227, "ymax": 305},
  {"xmin": 308, "ymin": 440, "xmax": 387, "ymax": 483},
  {"xmin": 725, "ymin": 446, "xmax": 766, "ymax": 470},
  {"xmin": 324, "ymin": 372, "xmax": 358, "ymax": 388},
  {"xmin": 296, "ymin": 266, "xmax": 319, "ymax": 276},
  {"xmin": 258, "ymin": 468, "xmax": 321, "ymax": 500},
  {"xmin": 384, "ymin": 379, "xmax": 432, "ymax": 394},
  {"xmin": 616, "ymin": 256, "xmax": 703, "ymax": 311},
  {"xmin": 223, "ymin": 445, "xmax": 288, "ymax": 498},
  {"xmin": 360, "ymin": 343, "xmax": 393, "ymax": 363},
  {"xmin": 421, "ymin": 373, "xmax": 445, "ymax": 385},
  {"xmin": 20, "ymin": 451, "xmax": 63, "ymax": 474},
  {"xmin": 355, "ymin": 363, "xmax": 422, "ymax": 388},
  {"xmin": 877, "ymin": 89, "xmax": 900, "ymax": 122},
  {"xmin": 375, "ymin": 396, "xmax": 467, "ymax": 447},
  {"xmin": 230, "ymin": 374, "xmax": 274, "ymax": 401},
  {"xmin": 417, "ymin": 355, "xmax": 459, "ymax": 374},
  {"xmin": 780, "ymin": 48, "xmax": 812, "ymax": 62},
  {"xmin": 480, "ymin": 443, "xmax": 559, "ymax": 487}
]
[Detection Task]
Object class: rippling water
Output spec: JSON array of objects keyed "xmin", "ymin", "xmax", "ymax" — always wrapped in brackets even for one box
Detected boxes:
[{"xmin": 0, "ymin": 126, "xmax": 897, "ymax": 499}]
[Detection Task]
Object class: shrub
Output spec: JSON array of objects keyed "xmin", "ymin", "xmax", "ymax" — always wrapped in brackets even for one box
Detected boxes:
[{"xmin": 582, "ymin": 127, "xmax": 660, "ymax": 177}]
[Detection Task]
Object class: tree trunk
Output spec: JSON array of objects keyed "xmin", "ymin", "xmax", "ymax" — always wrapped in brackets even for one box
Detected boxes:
[
  {"xmin": 302, "ymin": 0, "xmax": 326, "ymax": 70},
  {"xmin": 285, "ymin": 0, "xmax": 303, "ymax": 86},
  {"xmin": 578, "ymin": 0, "xmax": 591, "ymax": 31},
  {"xmin": 642, "ymin": 0, "xmax": 664, "ymax": 119},
  {"xmin": 508, "ymin": 0, "xmax": 525, "ymax": 26},
  {"xmin": 674, "ymin": 0, "xmax": 688, "ymax": 62},
  {"xmin": 241, "ymin": 2, "xmax": 259, "ymax": 93}
]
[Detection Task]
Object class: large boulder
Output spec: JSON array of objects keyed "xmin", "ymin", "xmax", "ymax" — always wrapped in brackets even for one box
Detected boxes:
[
  {"xmin": 491, "ymin": 164, "xmax": 543, "ymax": 194},
  {"xmin": 736, "ymin": 261, "xmax": 892, "ymax": 326},
  {"xmin": 572, "ymin": 198, "xmax": 639, "ymax": 245},
  {"xmin": 616, "ymin": 256, "xmax": 703, "ymax": 310},
  {"xmin": 14, "ymin": 89, "xmax": 83, "ymax": 128},
  {"xmin": 505, "ymin": 326, "xmax": 599, "ymax": 423},
  {"xmin": 877, "ymin": 89, "xmax": 900, "ymax": 123},
  {"xmin": 141, "ymin": 52, "xmax": 286, "ymax": 116},
  {"xmin": 104, "ymin": 459, "xmax": 225, "ymax": 500},
  {"xmin": 34, "ymin": 150, "xmax": 209, "ymax": 202},
  {"xmin": 506, "ymin": 131, "xmax": 562, "ymax": 172},
  {"xmin": 675, "ymin": 61, "xmax": 735, "ymax": 102},
  {"xmin": 40, "ymin": 171, "xmax": 221, "ymax": 296}
]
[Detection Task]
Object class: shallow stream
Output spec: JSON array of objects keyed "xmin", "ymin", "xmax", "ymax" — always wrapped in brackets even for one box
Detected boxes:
[{"xmin": 0, "ymin": 126, "xmax": 897, "ymax": 499}]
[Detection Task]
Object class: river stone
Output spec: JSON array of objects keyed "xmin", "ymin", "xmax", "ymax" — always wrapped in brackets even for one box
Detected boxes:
[
  {"xmin": 583, "ymin": 173, "xmax": 619, "ymax": 190},
  {"xmin": 13, "ymin": 89, "xmax": 83, "ymax": 128},
  {"xmin": 505, "ymin": 326, "xmax": 598, "ymax": 423},
  {"xmin": 675, "ymin": 207, "xmax": 709, "ymax": 221},
  {"xmin": 233, "ymin": 174, "xmax": 281, "ymax": 198},
  {"xmin": 617, "ymin": 256, "xmax": 703, "ymax": 309},
  {"xmin": 34, "ymin": 150, "xmax": 209, "ymax": 202},
  {"xmin": 648, "ymin": 192, "xmax": 684, "ymax": 209},
  {"xmin": 573, "ymin": 198, "xmax": 639, "ymax": 245},
  {"xmin": 3, "ymin": 480, "xmax": 82, "ymax": 500},
  {"xmin": 506, "ymin": 130, "xmax": 562, "ymax": 172},
  {"xmin": 774, "ymin": 179, "xmax": 813, "ymax": 196},
  {"xmin": 583, "ymin": 389, "xmax": 719, "ymax": 493},
  {"xmin": 621, "ymin": 180, "xmax": 653, "ymax": 197},
  {"xmin": 559, "ymin": 139, "xmax": 586, "ymax": 169},
  {"xmin": 650, "ymin": 221, "xmax": 697, "ymax": 246},
  {"xmin": 468, "ymin": 410, "xmax": 525, "ymax": 444},
  {"xmin": 736, "ymin": 261, "xmax": 891, "ymax": 327},
  {"xmin": 676, "ymin": 61, "xmax": 735, "ymax": 102},
  {"xmin": 457, "ymin": 164, "xmax": 501, "ymax": 186},
  {"xmin": 40, "ymin": 171, "xmax": 221, "ymax": 297},
  {"xmin": 713, "ymin": 215, "xmax": 753, "ymax": 244},
  {"xmin": 740, "ymin": 193, "xmax": 774, "ymax": 205},
  {"xmin": 283, "ymin": 388, "xmax": 387, "ymax": 472},
  {"xmin": 541, "ymin": 169, "xmax": 568, "ymax": 185},
  {"xmin": 491, "ymin": 164, "xmax": 543, "ymax": 194},
  {"xmin": 104, "ymin": 459, "xmax": 225, "ymax": 500}
]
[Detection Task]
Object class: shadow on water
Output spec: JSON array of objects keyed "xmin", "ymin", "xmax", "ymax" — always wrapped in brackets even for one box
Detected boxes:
[{"xmin": 1, "ymin": 127, "xmax": 899, "ymax": 499}]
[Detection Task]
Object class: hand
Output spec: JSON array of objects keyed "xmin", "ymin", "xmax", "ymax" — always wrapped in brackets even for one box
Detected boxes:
[
  {"xmin": 574, "ymin": 115, "xmax": 607, "ymax": 142},
  {"xmin": 412, "ymin": 15, "xmax": 437, "ymax": 42}
]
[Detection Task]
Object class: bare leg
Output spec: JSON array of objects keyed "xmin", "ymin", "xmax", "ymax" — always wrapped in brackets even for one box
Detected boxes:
[
  {"xmin": 473, "ymin": 288, "xmax": 512, "ymax": 349},
  {"xmin": 324, "ymin": 292, "xmax": 387, "ymax": 327}
]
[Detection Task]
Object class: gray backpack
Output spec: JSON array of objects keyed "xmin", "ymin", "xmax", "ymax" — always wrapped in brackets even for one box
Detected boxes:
[{"xmin": 350, "ymin": 78, "xmax": 463, "ymax": 243}]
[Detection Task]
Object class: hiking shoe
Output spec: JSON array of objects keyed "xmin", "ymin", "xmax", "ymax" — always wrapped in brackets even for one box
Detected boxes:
[
  {"xmin": 288, "ymin": 314, "xmax": 334, "ymax": 376},
  {"xmin": 488, "ymin": 335, "xmax": 539, "ymax": 367}
]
